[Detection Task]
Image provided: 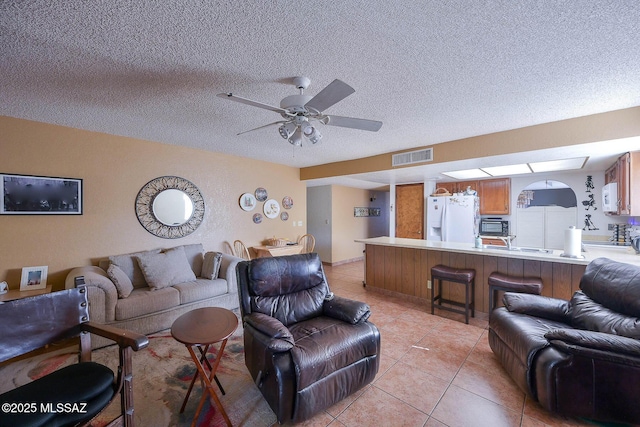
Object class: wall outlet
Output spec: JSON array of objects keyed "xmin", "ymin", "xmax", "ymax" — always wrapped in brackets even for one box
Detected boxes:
[{"xmin": 427, "ymin": 280, "xmax": 432, "ymax": 289}]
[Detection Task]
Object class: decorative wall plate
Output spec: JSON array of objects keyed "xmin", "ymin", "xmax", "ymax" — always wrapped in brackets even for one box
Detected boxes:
[
  {"xmin": 280, "ymin": 212, "xmax": 289, "ymax": 221},
  {"xmin": 263, "ymin": 199, "xmax": 280, "ymax": 219},
  {"xmin": 282, "ymin": 196, "xmax": 293, "ymax": 209},
  {"xmin": 253, "ymin": 213, "xmax": 263, "ymax": 224},
  {"xmin": 255, "ymin": 187, "xmax": 268, "ymax": 202},
  {"xmin": 239, "ymin": 193, "xmax": 256, "ymax": 211}
]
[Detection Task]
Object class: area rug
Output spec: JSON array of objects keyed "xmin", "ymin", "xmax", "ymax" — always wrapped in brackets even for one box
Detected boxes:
[{"xmin": 0, "ymin": 327, "xmax": 278, "ymax": 427}]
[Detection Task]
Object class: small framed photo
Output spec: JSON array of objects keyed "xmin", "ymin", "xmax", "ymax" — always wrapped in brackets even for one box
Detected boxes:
[
  {"xmin": 1, "ymin": 173, "xmax": 83, "ymax": 215},
  {"xmin": 20, "ymin": 266, "xmax": 48, "ymax": 291}
]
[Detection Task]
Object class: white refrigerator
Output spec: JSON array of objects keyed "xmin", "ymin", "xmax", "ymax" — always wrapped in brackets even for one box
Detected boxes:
[{"xmin": 426, "ymin": 195, "xmax": 479, "ymax": 244}]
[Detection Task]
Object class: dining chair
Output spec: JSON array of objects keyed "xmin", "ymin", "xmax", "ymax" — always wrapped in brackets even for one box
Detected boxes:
[
  {"xmin": 233, "ymin": 240, "xmax": 251, "ymax": 260},
  {"xmin": 297, "ymin": 234, "xmax": 316, "ymax": 253}
]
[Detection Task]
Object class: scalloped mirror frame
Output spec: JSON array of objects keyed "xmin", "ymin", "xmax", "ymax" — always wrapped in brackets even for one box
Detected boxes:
[{"xmin": 135, "ymin": 176, "xmax": 205, "ymax": 238}]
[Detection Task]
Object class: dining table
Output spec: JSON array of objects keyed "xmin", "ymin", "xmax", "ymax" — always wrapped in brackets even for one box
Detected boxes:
[{"xmin": 252, "ymin": 244, "xmax": 304, "ymax": 258}]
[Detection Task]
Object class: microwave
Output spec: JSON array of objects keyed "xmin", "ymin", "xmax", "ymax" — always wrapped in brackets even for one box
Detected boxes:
[{"xmin": 480, "ymin": 218, "xmax": 509, "ymax": 236}]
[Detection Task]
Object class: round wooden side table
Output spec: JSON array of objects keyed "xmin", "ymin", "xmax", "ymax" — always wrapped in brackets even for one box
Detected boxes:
[{"xmin": 171, "ymin": 307, "xmax": 239, "ymax": 427}]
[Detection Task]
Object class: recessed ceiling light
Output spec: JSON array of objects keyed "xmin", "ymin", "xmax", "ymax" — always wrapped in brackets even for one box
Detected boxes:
[
  {"xmin": 481, "ymin": 164, "xmax": 532, "ymax": 176},
  {"xmin": 441, "ymin": 169, "xmax": 491, "ymax": 180},
  {"xmin": 528, "ymin": 157, "xmax": 588, "ymax": 173}
]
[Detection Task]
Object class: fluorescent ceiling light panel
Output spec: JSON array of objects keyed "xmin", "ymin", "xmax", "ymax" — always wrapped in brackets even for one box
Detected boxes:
[
  {"xmin": 441, "ymin": 169, "xmax": 490, "ymax": 180},
  {"xmin": 528, "ymin": 157, "xmax": 587, "ymax": 173},
  {"xmin": 481, "ymin": 163, "xmax": 532, "ymax": 176}
]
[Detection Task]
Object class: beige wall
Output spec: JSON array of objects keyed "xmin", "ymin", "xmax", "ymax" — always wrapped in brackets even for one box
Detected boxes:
[
  {"xmin": 301, "ymin": 106, "xmax": 640, "ymax": 180},
  {"xmin": 0, "ymin": 116, "xmax": 306, "ymax": 291},
  {"xmin": 331, "ymin": 185, "xmax": 370, "ymax": 263},
  {"xmin": 307, "ymin": 186, "xmax": 332, "ymax": 262},
  {"xmin": 307, "ymin": 185, "xmax": 380, "ymax": 265}
]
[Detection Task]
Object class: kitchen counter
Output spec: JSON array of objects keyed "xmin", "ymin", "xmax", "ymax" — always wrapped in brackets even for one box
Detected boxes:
[
  {"xmin": 355, "ymin": 236, "xmax": 640, "ymax": 267},
  {"xmin": 356, "ymin": 236, "xmax": 640, "ymax": 312}
]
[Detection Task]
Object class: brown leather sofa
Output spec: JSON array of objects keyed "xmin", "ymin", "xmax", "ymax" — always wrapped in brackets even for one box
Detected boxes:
[
  {"xmin": 489, "ymin": 257, "xmax": 640, "ymax": 425},
  {"xmin": 236, "ymin": 253, "xmax": 380, "ymax": 423}
]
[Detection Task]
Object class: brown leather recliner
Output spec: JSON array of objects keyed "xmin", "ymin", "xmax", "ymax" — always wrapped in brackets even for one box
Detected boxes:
[
  {"xmin": 489, "ymin": 257, "xmax": 640, "ymax": 425},
  {"xmin": 236, "ymin": 253, "xmax": 380, "ymax": 424}
]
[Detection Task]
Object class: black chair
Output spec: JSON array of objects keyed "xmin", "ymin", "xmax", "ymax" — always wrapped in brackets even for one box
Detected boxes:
[
  {"xmin": 0, "ymin": 285, "xmax": 149, "ymax": 427},
  {"xmin": 236, "ymin": 253, "xmax": 380, "ymax": 423}
]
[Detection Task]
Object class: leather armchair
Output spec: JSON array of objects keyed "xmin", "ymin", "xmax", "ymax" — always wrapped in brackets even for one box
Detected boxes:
[
  {"xmin": 236, "ymin": 253, "xmax": 380, "ymax": 423},
  {"xmin": 489, "ymin": 257, "xmax": 640, "ymax": 425}
]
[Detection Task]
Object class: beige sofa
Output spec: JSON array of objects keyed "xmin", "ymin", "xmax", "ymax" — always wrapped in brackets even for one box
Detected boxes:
[{"xmin": 65, "ymin": 243, "xmax": 242, "ymax": 348}]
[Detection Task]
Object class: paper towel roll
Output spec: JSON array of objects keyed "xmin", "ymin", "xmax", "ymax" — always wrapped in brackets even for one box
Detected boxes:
[{"xmin": 563, "ymin": 226, "xmax": 582, "ymax": 257}]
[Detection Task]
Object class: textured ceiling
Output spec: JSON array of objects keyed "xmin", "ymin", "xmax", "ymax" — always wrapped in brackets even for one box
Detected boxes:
[{"xmin": 2, "ymin": 1, "xmax": 640, "ymax": 180}]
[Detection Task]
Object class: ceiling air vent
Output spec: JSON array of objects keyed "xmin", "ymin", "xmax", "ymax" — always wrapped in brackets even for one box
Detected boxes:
[{"xmin": 392, "ymin": 148, "xmax": 433, "ymax": 167}]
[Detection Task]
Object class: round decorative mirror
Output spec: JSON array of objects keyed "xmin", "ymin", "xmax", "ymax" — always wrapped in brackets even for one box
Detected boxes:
[
  {"xmin": 135, "ymin": 176, "xmax": 205, "ymax": 238},
  {"xmin": 153, "ymin": 189, "xmax": 194, "ymax": 225}
]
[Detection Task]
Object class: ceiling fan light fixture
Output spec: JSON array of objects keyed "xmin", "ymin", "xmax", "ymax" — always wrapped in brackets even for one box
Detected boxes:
[
  {"xmin": 278, "ymin": 122, "xmax": 296, "ymax": 139},
  {"xmin": 289, "ymin": 127, "xmax": 303, "ymax": 147},
  {"xmin": 306, "ymin": 127, "xmax": 322, "ymax": 144},
  {"xmin": 301, "ymin": 122, "xmax": 314, "ymax": 136},
  {"xmin": 298, "ymin": 119, "xmax": 322, "ymax": 143}
]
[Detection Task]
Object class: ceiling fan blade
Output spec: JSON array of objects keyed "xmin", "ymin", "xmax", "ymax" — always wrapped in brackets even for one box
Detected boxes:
[
  {"xmin": 237, "ymin": 120, "xmax": 289, "ymax": 135},
  {"xmin": 217, "ymin": 93, "xmax": 290, "ymax": 114},
  {"xmin": 304, "ymin": 79, "xmax": 355, "ymax": 113},
  {"xmin": 325, "ymin": 115, "xmax": 382, "ymax": 132}
]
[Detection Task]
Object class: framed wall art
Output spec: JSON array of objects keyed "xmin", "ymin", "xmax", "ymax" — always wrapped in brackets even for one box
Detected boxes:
[
  {"xmin": 1, "ymin": 173, "xmax": 83, "ymax": 215},
  {"xmin": 354, "ymin": 207, "xmax": 381, "ymax": 217},
  {"xmin": 20, "ymin": 265, "xmax": 48, "ymax": 291}
]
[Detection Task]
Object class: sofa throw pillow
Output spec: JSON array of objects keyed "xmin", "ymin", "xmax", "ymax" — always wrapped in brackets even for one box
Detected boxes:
[
  {"xmin": 109, "ymin": 248, "xmax": 161, "ymax": 288},
  {"xmin": 201, "ymin": 251, "xmax": 223, "ymax": 279},
  {"xmin": 136, "ymin": 246, "xmax": 197, "ymax": 290},
  {"xmin": 177, "ymin": 243, "xmax": 205, "ymax": 277},
  {"xmin": 107, "ymin": 263, "xmax": 134, "ymax": 298}
]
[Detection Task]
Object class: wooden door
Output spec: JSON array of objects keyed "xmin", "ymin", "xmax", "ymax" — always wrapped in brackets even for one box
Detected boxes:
[{"xmin": 396, "ymin": 183, "xmax": 424, "ymax": 239}]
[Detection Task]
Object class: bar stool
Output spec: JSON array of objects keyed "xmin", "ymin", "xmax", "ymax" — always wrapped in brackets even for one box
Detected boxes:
[
  {"xmin": 488, "ymin": 272, "xmax": 543, "ymax": 313},
  {"xmin": 431, "ymin": 264, "xmax": 476, "ymax": 324}
]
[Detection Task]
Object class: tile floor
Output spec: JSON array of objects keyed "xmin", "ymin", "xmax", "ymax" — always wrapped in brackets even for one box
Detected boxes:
[{"xmin": 294, "ymin": 260, "xmax": 607, "ymax": 427}]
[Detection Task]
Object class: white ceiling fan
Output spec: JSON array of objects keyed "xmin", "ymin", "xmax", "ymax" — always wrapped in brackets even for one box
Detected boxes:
[{"xmin": 217, "ymin": 77, "xmax": 382, "ymax": 146}]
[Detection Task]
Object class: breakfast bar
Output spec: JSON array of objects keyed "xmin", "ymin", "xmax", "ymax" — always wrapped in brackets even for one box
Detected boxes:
[{"xmin": 356, "ymin": 236, "xmax": 640, "ymax": 313}]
